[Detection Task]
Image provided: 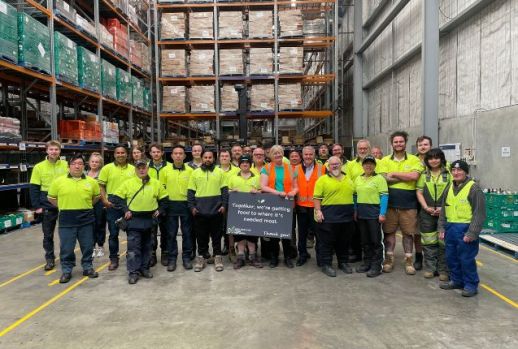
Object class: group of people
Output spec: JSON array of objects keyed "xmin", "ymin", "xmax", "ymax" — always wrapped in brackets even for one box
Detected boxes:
[{"xmin": 29, "ymin": 131, "xmax": 486, "ymax": 296}]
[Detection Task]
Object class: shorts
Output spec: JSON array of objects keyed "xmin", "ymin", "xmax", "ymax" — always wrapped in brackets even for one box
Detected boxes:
[
  {"xmin": 383, "ymin": 208, "xmax": 418, "ymax": 236},
  {"xmin": 233, "ymin": 235, "xmax": 259, "ymax": 243}
]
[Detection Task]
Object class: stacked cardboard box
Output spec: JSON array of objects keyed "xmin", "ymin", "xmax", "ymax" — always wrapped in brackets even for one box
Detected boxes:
[
  {"xmin": 189, "ymin": 12, "xmax": 213, "ymax": 39},
  {"xmin": 141, "ymin": 42, "xmax": 150, "ymax": 72},
  {"xmin": 102, "ymin": 120, "xmax": 119, "ymax": 144},
  {"xmin": 76, "ymin": 13, "xmax": 96, "ymax": 38},
  {"xmin": 278, "ymin": 83, "xmax": 302, "ymax": 110},
  {"xmin": 220, "ymin": 85, "xmax": 238, "ymax": 112},
  {"xmin": 219, "ymin": 49, "xmax": 243, "ymax": 75},
  {"xmin": 279, "ymin": 9, "xmax": 303, "ymax": 37},
  {"xmin": 189, "ymin": 50, "xmax": 213, "ymax": 76},
  {"xmin": 17, "ymin": 13, "xmax": 51, "ymax": 74},
  {"xmin": 160, "ymin": 13, "xmax": 185, "ymax": 40},
  {"xmin": 161, "ymin": 49, "xmax": 186, "ymax": 76},
  {"xmin": 304, "ymin": 17, "xmax": 325, "ymax": 37},
  {"xmin": 101, "ymin": 59, "xmax": 117, "ymax": 100},
  {"xmin": 279, "ymin": 47, "xmax": 303, "ymax": 74},
  {"xmin": 77, "ymin": 47, "xmax": 100, "ymax": 92},
  {"xmin": 250, "ymin": 85, "xmax": 274, "ymax": 111},
  {"xmin": 116, "ymin": 68, "xmax": 132, "ymax": 104},
  {"xmin": 189, "ymin": 86, "xmax": 215, "ymax": 113},
  {"xmin": 54, "ymin": 31, "xmax": 78, "ymax": 85},
  {"xmin": 249, "ymin": 48, "xmax": 273, "ymax": 75},
  {"xmin": 129, "ymin": 40, "xmax": 142, "ymax": 68},
  {"xmin": 0, "ymin": 116, "xmax": 20, "ymax": 140},
  {"xmin": 0, "ymin": 0, "xmax": 17, "ymax": 63},
  {"xmin": 54, "ymin": 0, "xmax": 76, "ymax": 23},
  {"xmin": 106, "ymin": 19, "xmax": 128, "ymax": 58},
  {"xmin": 218, "ymin": 12, "xmax": 243, "ymax": 39},
  {"xmin": 162, "ymin": 86, "xmax": 186, "ymax": 113},
  {"xmin": 248, "ymin": 11, "xmax": 272, "ymax": 38}
]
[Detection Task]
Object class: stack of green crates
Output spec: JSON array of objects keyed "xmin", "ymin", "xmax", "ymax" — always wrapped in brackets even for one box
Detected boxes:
[
  {"xmin": 54, "ymin": 31, "xmax": 78, "ymax": 85},
  {"xmin": 143, "ymin": 87, "xmax": 151, "ymax": 111},
  {"xmin": 77, "ymin": 46, "xmax": 100, "ymax": 92},
  {"xmin": 483, "ymin": 193, "xmax": 518, "ymax": 233},
  {"xmin": 131, "ymin": 75, "xmax": 144, "ymax": 109},
  {"xmin": 116, "ymin": 68, "xmax": 131, "ymax": 104},
  {"xmin": 17, "ymin": 12, "xmax": 51, "ymax": 74},
  {"xmin": 101, "ymin": 59, "xmax": 117, "ymax": 100},
  {"xmin": 0, "ymin": 0, "xmax": 18, "ymax": 63}
]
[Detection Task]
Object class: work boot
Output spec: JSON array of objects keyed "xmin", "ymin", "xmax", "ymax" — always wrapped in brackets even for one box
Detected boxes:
[
  {"xmin": 59, "ymin": 273, "xmax": 72, "ymax": 284},
  {"xmin": 149, "ymin": 253, "xmax": 157, "ymax": 267},
  {"xmin": 214, "ymin": 255, "xmax": 224, "ymax": 272},
  {"xmin": 108, "ymin": 258, "xmax": 119, "ymax": 271},
  {"xmin": 128, "ymin": 273, "xmax": 139, "ymax": 285},
  {"xmin": 413, "ymin": 252, "xmax": 423, "ymax": 271},
  {"xmin": 250, "ymin": 254, "xmax": 263, "ymax": 268},
  {"xmin": 140, "ymin": 269, "xmax": 153, "ymax": 279},
  {"xmin": 382, "ymin": 254, "xmax": 394, "ymax": 273},
  {"xmin": 233, "ymin": 255, "xmax": 245, "ymax": 270},
  {"xmin": 321, "ymin": 265, "xmax": 336, "ymax": 277},
  {"xmin": 462, "ymin": 288, "xmax": 478, "ymax": 297},
  {"xmin": 356, "ymin": 263, "xmax": 371, "ymax": 273},
  {"xmin": 183, "ymin": 260, "xmax": 193, "ymax": 270},
  {"xmin": 167, "ymin": 261, "xmax": 177, "ymax": 272},
  {"xmin": 44, "ymin": 259, "xmax": 55, "ymax": 271},
  {"xmin": 193, "ymin": 256, "xmax": 206, "ymax": 272},
  {"xmin": 338, "ymin": 263, "xmax": 353, "ymax": 274},
  {"xmin": 82, "ymin": 269, "xmax": 99, "ymax": 278},
  {"xmin": 161, "ymin": 252, "xmax": 168, "ymax": 267},
  {"xmin": 366, "ymin": 268, "xmax": 382, "ymax": 278},
  {"xmin": 440, "ymin": 281, "xmax": 463, "ymax": 290},
  {"xmin": 405, "ymin": 256, "xmax": 416, "ymax": 275},
  {"xmin": 423, "ymin": 271, "xmax": 435, "ymax": 279},
  {"xmin": 439, "ymin": 272, "xmax": 449, "ymax": 282}
]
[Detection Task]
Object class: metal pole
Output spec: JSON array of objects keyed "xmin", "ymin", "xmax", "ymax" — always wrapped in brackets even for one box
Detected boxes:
[
  {"xmin": 273, "ymin": 0, "xmax": 279, "ymax": 144},
  {"xmin": 353, "ymin": 0, "xmax": 364, "ymax": 138},
  {"xmin": 94, "ymin": 0, "xmax": 104, "ymax": 154},
  {"xmin": 153, "ymin": 1, "xmax": 161, "ymax": 143},
  {"xmin": 422, "ymin": 0, "xmax": 439, "ymax": 143},
  {"xmin": 127, "ymin": 22, "xmax": 133, "ymax": 141},
  {"xmin": 333, "ymin": 0, "xmax": 339, "ymax": 143},
  {"xmin": 48, "ymin": 0, "xmax": 58, "ymax": 140},
  {"xmin": 147, "ymin": 5, "xmax": 155, "ymax": 143},
  {"xmin": 214, "ymin": 1, "xmax": 220, "ymax": 142}
]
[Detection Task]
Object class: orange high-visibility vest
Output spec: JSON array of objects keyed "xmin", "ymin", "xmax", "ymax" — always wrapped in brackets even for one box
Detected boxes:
[
  {"xmin": 266, "ymin": 162, "xmax": 293, "ymax": 192},
  {"xmin": 296, "ymin": 162, "xmax": 325, "ymax": 207}
]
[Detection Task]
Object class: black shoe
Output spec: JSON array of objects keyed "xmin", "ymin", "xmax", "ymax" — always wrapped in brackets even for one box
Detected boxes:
[
  {"xmin": 167, "ymin": 261, "xmax": 177, "ymax": 272},
  {"xmin": 82, "ymin": 269, "xmax": 99, "ymax": 278},
  {"xmin": 366, "ymin": 269, "xmax": 382, "ymax": 278},
  {"xmin": 269, "ymin": 258, "xmax": 279, "ymax": 268},
  {"xmin": 284, "ymin": 258, "xmax": 294, "ymax": 269},
  {"xmin": 339, "ymin": 263, "xmax": 353, "ymax": 274},
  {"xmin": 356, "ymin": 263, "xmax": 371, "ymax": 273},
  {"xmin": 183, "ymin": 260, "xmax": 193, "ymax": 270},
  {"xmin": 440, "ymin": 281, "xmax": 463, "ymax": 290},
  {"xmin": 59, "ymin": 273, "xmax": 72, "ymax": 283},
  {"xmin": 296, "ymin": 258, "xmax": 307, "ymax": 266},
  {"xmin": 161, "ymin": 253, "xmax": 168, "ymax": 267},
  {"xmin": 140, "ymin": 270, "xmax": 153, "ymax": 279},
  {"xmin": 44, "ymin": 259, "xmax": 55, "ymax": 271},
  {"xmin": 149, "ymin": 254, "xmax": 157, "ymax": 267},
  {"xmin": 462, "ymin": 288, "xmax": 478, "ymax": 297},
  {"xmin": 108, "ymin": 258, "xmax": 119, "ymax": 271},
  {"xmin": 414, "ymin": 252, "xmax": 423, "ymax": 271},
  {"xmin": 128, "ymin": 274, "xmax": 139, "ymax": 284},
  {"xmin": 321, "ymin": 265, "xmax": 336, "ymax": 277}
]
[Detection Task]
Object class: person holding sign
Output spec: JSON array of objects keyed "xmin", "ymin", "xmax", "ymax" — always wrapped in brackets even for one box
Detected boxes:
[
  {"xmin": 228, "ymin": 155, "xmax": 263, "ymax": 269},
  {"xmin": 261, "ymin": 145, "xmax": 299, "ymax": 268},
  {"xmin": 313, "ymin": 156, "xmax": 355, "ymax": 277}
]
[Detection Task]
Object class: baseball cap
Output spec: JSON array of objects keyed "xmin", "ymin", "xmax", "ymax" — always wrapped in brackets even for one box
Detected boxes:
[
  {"xmin": 239, "ymin": 155, "xmax": 252, "ymax": 165},
  {"xmin": 134, "ymin": 159, "xmax": 148, "ymax": 167},
  {"xmin": 362, "ymin": 155, "xmax": 377, "ymax": 165}
]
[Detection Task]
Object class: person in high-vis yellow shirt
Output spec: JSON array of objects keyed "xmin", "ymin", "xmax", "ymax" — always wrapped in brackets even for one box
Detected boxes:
[
  {"xmin": 111, "ymin": 160, "xmax": 168, "ymax": 285},
  {"xmin": 30, "ymin": 140, "xmax": 68, "ymax": 270},
  {"xmin": 218, "ymin": 149, "xmax": 240, "ymax": 259},
  {"xmin": 47, "ymin": 154, "xmax": 101, "ymax": 284},
  {"xmin": 98, "ymin": 145, "xmax": 135, "ymax": 271},
  {"xmin": 160, "ymin": 145, "xmax": 194, "ymax": 271}
]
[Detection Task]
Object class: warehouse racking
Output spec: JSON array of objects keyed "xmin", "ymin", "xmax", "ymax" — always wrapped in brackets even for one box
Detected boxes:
[{"xmin": 154, "ymin": 0, "xmax": 338, "ymax": 144}]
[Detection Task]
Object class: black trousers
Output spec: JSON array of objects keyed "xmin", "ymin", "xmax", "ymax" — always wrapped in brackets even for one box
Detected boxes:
[
  {"xmin": 316, "ymin": 221, "xmax": 353, "ymax": 266},
  {"xmin": 42, "ymin": 209, "xmax": 59, "ymax": 260},
  {"xmin": 151, "ymin": 216, "xmax": 168, "ymax": 256},
  {"xmin": 350, "ymin": 222, "xmax": 363, "ymax": 260},
  {"xmin": 127, "ymin": 228, "xmax": 152, "ymax": 275},
  {"xmin": 194, "ymin": 214, "xmax": 222, "ymax": 258},
  {"xmin": 263, "ymin": 237, "xmax": 293, "ymax": 260},
  {"xmin": 357, "ymin": 218, "xmax": 384, "ymax": 270},
  {"xmin": 296, "ymin": 206, "xmax": 314, "ymax": 259}
]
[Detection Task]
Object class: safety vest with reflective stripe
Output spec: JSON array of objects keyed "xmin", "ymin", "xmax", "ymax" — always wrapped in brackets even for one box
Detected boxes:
[
  {"xmin": 296, "ymin": 162, "xmax": 325, "ymax": 207},
  {"xmin": 445, "ymin": 179, "xmax": 475, "ymax": 223},
  {"xmin": 266, "ymin": 162, "xmax": 293, "ymax": 192}
]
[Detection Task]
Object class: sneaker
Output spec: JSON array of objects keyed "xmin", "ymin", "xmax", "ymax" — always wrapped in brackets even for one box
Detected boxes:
[
  {"xmin": 97, "ymin": 246, "xmax": 104, "ymax": 257},
  {"xmin": 214, "ymin": 255, "xmax": 224, "ymax": 272},
  {"xmin": 193, "ymin": 256, "xmax": 206, "ymax": 272},
  {"xmin": 405, "ymin": 256, "xmax": 416, "ymax": 275},
  {"xmin": 423, "ymin": 271, "xmax": 435, "ymax": 279},
  {"xmin": 128, "ymin": 273, "xmax": 139, "ymax": 285}
]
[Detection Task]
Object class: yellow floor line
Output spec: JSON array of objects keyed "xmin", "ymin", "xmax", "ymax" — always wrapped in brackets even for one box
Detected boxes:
[
  {"xmin": 476, "ymin": 260, "xmax": 483, "ymax": 267},
  {"xmin": 480, "ymin": 245, "xmax": 518, "ymax": 264},
  {"xmin": 47, "ymin": 280, "xmax": 59, "ymax": 287},
  {"xmin": 0, "ymin": 251, "xmax": 127, "ymax": 338},
  {"xmin": 481, "ymin": 283, "xmax": 518, "ymax": 309},
  {"xmin": 44, "ymin": 269, "xmax": 57, "ymax": 276}
]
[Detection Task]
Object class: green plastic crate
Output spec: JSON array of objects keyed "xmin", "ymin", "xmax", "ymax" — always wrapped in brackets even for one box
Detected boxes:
[
  {"xmin": 101, "ymin": 59, "xmax": 117, "ymax": 100},
  {"xmin": 131, "ymin": 75, "xmax": 144, "ymax": 109},
  {"xmin": 0, "ymin": 0, "xmax": 18, "ymax": 63},
  {"xmin": 77, "ymin": 46, "xmax": 100, "ymax": 92},
  {"xmin": 485, "ymin": 193, "xmax": 518, "ymax": 209},
  {"xmin": 116, "ymin": 68, "xmax": 132, "ymax": 104},
  {"xmin": 17, "ymin": 12, "xmax": 51, "ymax": 74},
  {"xmin": 54, "ymin": 31, "xmax": 78, "ymax": 85},
  {"xmin": 486, "ymin": 207, "xmax": 518, "ymax": 221},
  {"xmin": 484, "ymin": 219, "xmax": 518, "ymax": 233}
]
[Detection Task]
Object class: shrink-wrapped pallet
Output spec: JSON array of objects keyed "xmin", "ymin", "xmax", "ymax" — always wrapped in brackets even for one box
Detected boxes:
[
  {"xmin": 279, "ymin": 9, "xmax": 303, "ymax": 37},
  {"xmin": 303, "ymin": 17, "xmax": 325, "ymax": 37},
  {"xmin": 101, "ymin": 59, "xmax": 117, "ymax": 100},
  {"xmin": 116, "ymin": 68, "xmax": 132, "ymax": 104},
  {"xmin": 162, "ymin": 86, "xmax": 186, "ymax": 113},
  {"xmin": 218, "ymin": 12, "xmax": 243, "ymax": 39},
  {"xmin": 189, "ymin": 12, "xmax": 213, "ymax": 39},
  {"xmin": 250, "ymin": 84, "xmax": 274, "ymax": 111},
  {"xmin": 189, "ymin": 49, "xmax": 213, "ymax": 76},
  {"xmin": 54, "ymin": 31, "xmax": 78, "ymax": 85},
  {"xmin": 0, "ymin": 0, "xmax": 18, "ymax": 63},
  {"xmin": 278, "ymin": 83, "xmax": 302, "ymax": 110},
  {"xmin": 219, "ymin": 49, "xmax": 243, "ymax": 75},
  {"xmin": 77, "ymin": 47, "xmax": 100, "ymax": 92},
  {"xmin": 249, "ymin": 48, "xmax": 273, "ymax": 75},
  {"xmin": 17, "ymin": 13, "xmax": 51, "ymax": 74},
  {"xmin": 279, "ymin": 47, "xmax": 303, "ymax": 74},
  {"xmin": 220, "ymin": 85, "xmax": 238, "ymax": 112},
  {"xmin": 76, "ymin": 13, "xmax": 96, "ymax": 38},
  {"xmin": 189, "ymin": 86, "xmax": 215, "ymax": 113},
  {"xmin": 54, "ymin": 0, "xmax": 76, "ymax": 23},
  {"xmin": 248, "ymin": 11, "xmax": 272, "ymax": 38},
  {"xmin": 161, "ymin": 49, "xmax": 186, "ymax": 76},
  {"xmin": 160, "ymin": 12, "xmax": 185, "ymax": 40},
  {"xmin": 132, "ymin": 75, "xmax": 144, "ymax": 109}
]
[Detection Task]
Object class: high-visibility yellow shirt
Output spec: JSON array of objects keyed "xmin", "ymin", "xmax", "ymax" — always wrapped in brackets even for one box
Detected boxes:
[
  {"xmin": 48, "ymin": 174, "xmax": 100, "ymax": 210},
  {"xmin": 98, "ymin": 162, "xmax": 135, "ymax": 195},
  {"xmin": 354, "ymin": 174, "xmax": 388, "ymax": 205},
  {"xmin": 30, "ymin": 158, "xmax": 68, "ymax": 191},
  {"xmin": 314, "ymin": 173, "xmax": 355, "ymax": 206},
  {"xmin": 188, "ymin": 166, "xmax": 227, "ymax": 198},
  {"xmin": 114, "ymin": 176, "xmax": 167, "ymax": 212},
  {"xmin": 346, "ymin": 157, "xmax": 380, "ymax": 182},
  {"xmin": 228, "ymin": 171, "xmax": 261, "ymax": 192},
  {"xmin": 160, "ymin": 163, "xmax": 193, "ymax": 201},
  {"xmin": 377, "ymin": 153, "xmax": 424, "ymax": 190},
  {"xmin": 219, "ymin": 164, "xmax": 240, "ymax": 186}
]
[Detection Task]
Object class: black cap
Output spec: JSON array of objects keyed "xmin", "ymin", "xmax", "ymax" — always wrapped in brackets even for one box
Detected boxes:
[
  {"xmin": 451, "ymin": 160, "xmax": 469, "ymax": 174},
  {"xmin": 362, "ymin": 155, "xmax": 377, "ymax": 165},
  {"xmin": 134, "ymin": 159, "xmax": 148, "ymax": 167},
  {"xmin": 239, "ymin": 155, "xmax": 252, "ymax": 165}
]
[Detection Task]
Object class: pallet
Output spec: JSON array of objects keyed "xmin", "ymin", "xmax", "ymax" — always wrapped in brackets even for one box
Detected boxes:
[
  {"xmin": 18, "ymin": 62, "xmax": 51, "ymax": 75},
  {"xmin": 480, "ymin": 233, "xmax": 518, "ymax": 258},
  {"xmin": 0, "ymin": 55, "xmax": 17, "ymax": 65}
]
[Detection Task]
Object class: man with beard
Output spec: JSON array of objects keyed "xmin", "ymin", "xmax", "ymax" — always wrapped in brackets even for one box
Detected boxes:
[
  {"xmin": 231, "ymin": 144, "xmax": 243, "ymax": 167},
  {"xmin": 317, "ymin": 144, "xmax": 330, "ymax": 164}
]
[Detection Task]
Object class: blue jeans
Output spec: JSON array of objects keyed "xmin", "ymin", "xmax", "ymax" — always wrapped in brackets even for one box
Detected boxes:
[
  {"xmin": 127, "ymin": 228, "xmax": 152, "ymax": 275},
  {"xmin": 93, "ymin": 201, "xmax": 107, "ymax": 247},
  {"xmin": 167, "ymin": 213, "xmax": 193, "ymax": 263},
  {"xmin": 445, "ymin": 223, "xmax": 479, "ymax": 291},
  {"xmin": 106, "ymin": 206, "xmax": 124, "ymax": 259},
  {"xmin": 59, "ymin": 224, "xmax": 94, "ymax": 274}
]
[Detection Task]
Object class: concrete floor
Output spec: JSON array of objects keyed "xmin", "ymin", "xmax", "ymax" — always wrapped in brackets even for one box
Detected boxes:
[{"xmin": 0, "ymin": 225, "xmax": 517, "ymax": 349}]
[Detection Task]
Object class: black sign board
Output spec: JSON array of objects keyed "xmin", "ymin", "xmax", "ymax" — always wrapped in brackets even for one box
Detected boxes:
[{"xmin": 227, "ymin": 192, "xmax": 293, "ymax": 239}]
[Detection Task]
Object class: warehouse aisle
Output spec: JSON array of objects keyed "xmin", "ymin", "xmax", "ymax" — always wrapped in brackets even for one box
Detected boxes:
[{"xmin": 0, "ymin": 225, "xmax": 517, "ymax": 349}]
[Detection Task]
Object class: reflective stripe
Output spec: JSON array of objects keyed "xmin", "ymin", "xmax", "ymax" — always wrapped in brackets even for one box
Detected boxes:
[{"xmin": 421, "ymin": 231, "xmax": 439, "ymax": 245}]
